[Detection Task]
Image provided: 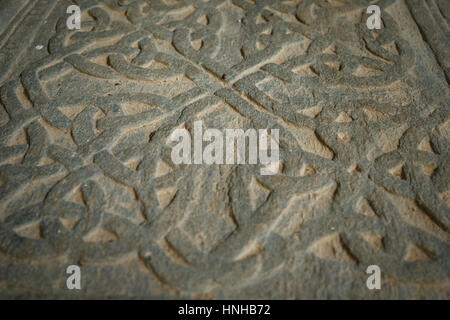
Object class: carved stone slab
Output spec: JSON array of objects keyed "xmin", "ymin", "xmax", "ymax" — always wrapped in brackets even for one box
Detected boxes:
[{"xmin": 0, "ymin": 0, "xmax": 448, "ymax": 299}]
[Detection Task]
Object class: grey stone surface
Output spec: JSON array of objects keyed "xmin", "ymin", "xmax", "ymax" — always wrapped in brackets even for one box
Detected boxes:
[{"xmin": 0, "ymin": 0, "xmax": 449, "ymax": 299}]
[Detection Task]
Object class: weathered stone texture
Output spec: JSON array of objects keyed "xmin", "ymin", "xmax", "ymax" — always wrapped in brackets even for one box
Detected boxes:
[{"xmin": 0, "ymin": 0, "xmax": 448, "ymax": 299}]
